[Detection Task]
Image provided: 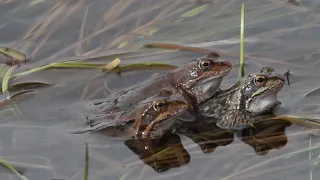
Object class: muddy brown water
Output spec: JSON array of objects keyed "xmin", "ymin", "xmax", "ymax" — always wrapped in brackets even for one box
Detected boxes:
[{"xmin": 1, "ymin": 0, "xmax": 320, "ymax": 179}]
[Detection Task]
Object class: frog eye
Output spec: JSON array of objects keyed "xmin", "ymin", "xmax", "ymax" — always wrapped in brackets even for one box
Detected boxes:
[
  {"xmin": 254, "ymin": 75, "xmax": 267, "ymax": 86},
  {"xmin": 152, "ymin": 100, "xmax": 167, "ymax": 111},
  {"xmin": 199, "ymin": 59, "xmax": 212, "ymax": 70}
]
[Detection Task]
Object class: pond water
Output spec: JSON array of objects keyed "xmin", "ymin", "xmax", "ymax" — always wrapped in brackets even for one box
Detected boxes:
[{"xmin": 1, "ymin": 0, "xmax": 320, "ymax": 179}]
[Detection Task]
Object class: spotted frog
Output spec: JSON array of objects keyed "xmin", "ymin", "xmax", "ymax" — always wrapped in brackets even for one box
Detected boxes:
[{"xmin": 198, "ymin": 67, "xmax": 286, "ymax": 129}]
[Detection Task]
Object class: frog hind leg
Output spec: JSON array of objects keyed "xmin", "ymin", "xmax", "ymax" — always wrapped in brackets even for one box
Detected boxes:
[{"xmin": 216, "ymin": 109, "xmax": 263, "ymax": 130}]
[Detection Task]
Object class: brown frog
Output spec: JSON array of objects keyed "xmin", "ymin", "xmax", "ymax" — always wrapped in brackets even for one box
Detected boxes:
[
  {"xmin": 198, "ymin": 67, "xmax": 286, "ymax": 129},
  {"xmin": 84, "ymin": 52, "xmax": 232, "ymax": 126},
  {"xmin": 72, "ymin": 89, "xmax": 193, "ymax": 139}
]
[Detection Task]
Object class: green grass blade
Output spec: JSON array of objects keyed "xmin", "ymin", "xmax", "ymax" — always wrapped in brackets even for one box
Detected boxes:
[
  {"xmin": 51, "ymin": 62, "xmax": 103, "ymax": 68},
  {"xmin": 180, "ymin": 4, "xmax": 208, "ymax": 18},
  {"xmin": 0, "ymin": 47, "xmax": 27, "ymax": 62},
  {"xmin": 239, "ymin": 3, "xmax": 245, "ymax": 80},
  {"xmin": 12, "ymin": 60, "xmax": 176, "ymax": 79},
  {"xmin": 12, "ymin": 64, "xmax": 52, "ymax": 78},
  {"xmin": 0, "ymin": 66, "xmax": 9, "ymax": 78},
  {"xmin": 0, "ymin": 159, "xmax": 28, "ymax": 180},
  {"xmin": 119, "ymin": 62, "xmax": 177, "ymax": 72},
  {"xmin": 12, "ymin": 62, "xmax": 102, "ymax": 78},
  {"xmin": 2, "ymin": 65, "xmax": 18, "ymax": 93},
  {"xmin": 84, "ymin": 142, "xmax": 89, "ymax": 180},
  {"xmin": 119, "ymin": 173, "xmax": 128, "ymax": 180}
]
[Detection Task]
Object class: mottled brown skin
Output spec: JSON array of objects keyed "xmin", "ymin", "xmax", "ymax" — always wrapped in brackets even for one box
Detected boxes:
[
  {"xmin": 93, "ymin": 52, "xmax": 231, "ymax": 109},
  {"xmin": 170, "ymin": 52, "xmax": 232, "ymax": 104},
  {"xmin": 72, "ymin": 91, "xmax": 192, "ymax": 140},
  {"xmin": 199, "ymin": 67, "xmax": 286, "ymax": 129},
  {"xmin": 83, "ymin": 52, "xmax": 232, "ymax": 127}
]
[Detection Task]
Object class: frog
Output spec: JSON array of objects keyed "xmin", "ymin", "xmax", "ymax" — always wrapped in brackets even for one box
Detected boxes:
[
  {"xmin": 83, "ymin": 52, "xmax": 232, "ymax": 125},
  {"xmin": 169, "ymin": 52, "xmax": 232, "ymax": 105},
  {"xmin": 71, "ymin": 89, "xmax": 193, "ymax": 140},
  {"xmin": 198, "ymin": 67, "xmax": 286, "ymax": 130}
]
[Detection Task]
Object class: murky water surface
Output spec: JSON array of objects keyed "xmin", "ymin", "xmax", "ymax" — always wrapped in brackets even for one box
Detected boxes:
[{"xmin": 1, "ymin": 0, "xmax": 320, "ymax": 179}]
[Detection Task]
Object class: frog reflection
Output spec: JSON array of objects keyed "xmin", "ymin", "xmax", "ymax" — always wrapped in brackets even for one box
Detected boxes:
[
  {"xmin": 235, "ymin": 119, "xmax": 291, "ymax": 156},
  {"xmin": 174, "ymin": 122, "xmax": 234, "ymax": 153},
  {"xmin": 124, "ymin": 133, "xmax": 190, "ymax": 172},
  {"xmin": 123, "ymin": 118, "xmax": 291, "ymax": 172}
]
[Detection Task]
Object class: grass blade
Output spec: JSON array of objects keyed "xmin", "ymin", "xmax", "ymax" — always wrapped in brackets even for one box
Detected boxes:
[
  {"xmin": 0, "ymin": 159, "xmax": 28, "ymax": 180},
  {"xmin": 84, "ymin": 142, "xmax": 89, "ymax": 180},
  {"xmin": 2, "ymin": 65, "xmax": 18, "ymax": 93},
  {"xmin": 180, "ymin": 4, "xmax": 208, "ymax": 18},
  {"xmin": 239, "ymin": 3, "xmax": 245, "ymax": 80},
  {"xmin": 144, "ymin": 43, "xmax": 211, "ymax": 53},
  {"xmin": 0, "ymin": 47, "xmax": 27, "ymax": 62},
  {"xmin": 119, "ymin": 62, "xmax": 177, "ymax": 72}
]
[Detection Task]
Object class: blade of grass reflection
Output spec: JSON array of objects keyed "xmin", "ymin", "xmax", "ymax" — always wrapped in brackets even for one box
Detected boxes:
[
  {"xmin": 30, "ymin": 2, "xmax": 68, "ymax": 42},
  {"xmin": 22, "ymin": 21, "xmax": 40, "ymax": 41},
  {"xmin": 82, "ymin": 47, "xmax": 103, "ymax": 56},
  {"xmin": 107, "ymin": 35, "xmax": 134, "ymax": 49},
  {"xmin": 210, "ymin": 0, "xmax": 236, "ymax": 18},
  {"xmin": 95, "ymin": 0, "xmax": 134, "ymax": 33},
  {"xmin": 44, "ymin": 1, "xmax": 170, "ymax": 63},
  {"xmin": 182, "ymin": 10, "xmax": 296, "ymax": 42},
  {"xmin": 180, "ymin": 4, "xmax": 208, "ymax": 18},
  {"xmin": 112, "ymin": 1, "xmax": 191, "ymax": 48},
  {"xmin": 103, "ymin": 0, "xmax": 134, "ymax": 22},
  {"xmin": 254, "ymin": 20, "xmax": 320, "ymax": 42},
  {"xmin": 32, "ymin": 29, "xmax": 53, "ymax": 58},
  {"xmin": 33, "ymin": 0, "xmax": 88, "ymax": 58},
  {"xmin": 235, "ymin": 160, "xmax": 309, "ymax": 180},
  {"xmin": 97, "ymin": 1, "xmax": 170, "ymax": 48},
  {"xmin": 187, "ymin": 38, "xmax": 258, "ymax": 47},
  {"xmin": 220, "ymin": 144, "xmax": 320, "ymax": 180},
  {"xmin": 85, "ymin": 83, "xmax": 108, "ymax": 100},
  {"xmin": 144, "ymin": 42, "xmax": 310, "ymax": 68},
  {"xmin": 10, "ymin": 103, "xmax": 22, "ymax": 116},
  {"xmin": 21, "ymin": 1, "xmax": 64, "ymax": 42},
  {"xmin": 132, "ymin": 1, "xmax": 192, "ymax": 35}
]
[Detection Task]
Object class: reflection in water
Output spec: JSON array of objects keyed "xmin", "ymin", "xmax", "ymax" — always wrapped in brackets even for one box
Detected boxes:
[
  {"xmin": 124, "ymin": 118, "xmax": 292, "ymax": 172},
  {"xmin": 176, "ymin": 122, "xmax": 234, "ymax": 154},
  {"xmin": 235, "ymin": 119, "xmax": 292, "ymax": 156},
  {"xmin": 124, "ymin": 133, "xmax": 190, "ymax": 172}
]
